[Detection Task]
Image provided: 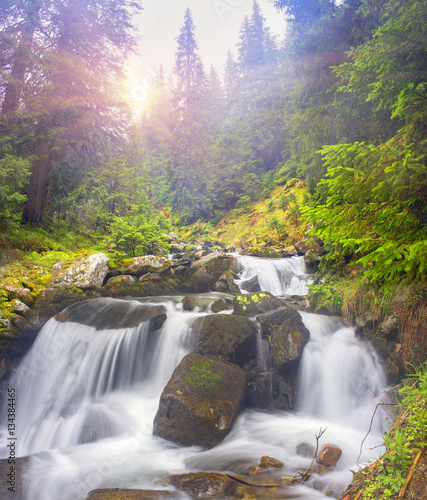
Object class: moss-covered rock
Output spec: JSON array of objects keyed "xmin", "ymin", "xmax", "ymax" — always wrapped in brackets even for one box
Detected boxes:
[
  {"xmin": 153, "ymin": 353, "xmax": 247, "ymax": 448},
  {"xmin": 50, "ymin": 253, "xmax": 109, "ymax": 289},
  {"xmin": 190, "ymin": 314, "xmax": 257, "ymax": 366},
  {"xmin": 233, "ymin": 292, "xmax": 284, "ymax": 317}
]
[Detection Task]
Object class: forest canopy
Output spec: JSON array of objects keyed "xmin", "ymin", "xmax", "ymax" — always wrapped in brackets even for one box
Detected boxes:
[{"xmin": 0, "ymin": 0, "xmax": 426, "ymax": 285}]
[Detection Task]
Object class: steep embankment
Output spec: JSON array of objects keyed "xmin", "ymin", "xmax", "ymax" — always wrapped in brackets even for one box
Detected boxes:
[{"xmin": 181, "ymin": 180, "xmax": 309, "ymax": 255}]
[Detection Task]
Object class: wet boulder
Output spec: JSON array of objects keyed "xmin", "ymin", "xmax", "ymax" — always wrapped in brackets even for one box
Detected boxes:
[
  {"xmin": 50, "ymin": 253, "xmax": 109, "ymax": 289},
  {"xmin": 256, "ymin": 307, "xmax": 295, "ymax": 338},
  {"xmin": 189, "ymin": 253, "xmax": 234, "ymax": 292},
  {"xmin": 210, "ymin": 298, "xmax": 232, "ymax": 313},
  {"xmin": 190, "ymin": 314, "xmax": 257, "ymax": 366},
  {"xmin": 55, "ymin": 298, "xmax": 167, "ymax": 331},
  {"xmin": 86, "ymin": 490, "xmax": 187, "ymax": 500},
  {"xmin": 259, "ymin": 456, "xmax": 284, "ymax": 470},
  {"xmin": 168, "ymin": 472, "xmax": 236, "ymax": 499},
  {"xmin": 213, "ymin": 270, "xmax": 240, "ymax": 294},
  {"xmin": 316, "ymin": 444, "xmax": 342, "ymax": 466},
  {"xmin": 267, "ymin": 309, "xmax": 310, "ymax": 374},
  {"xmin": 233, "ymin": 292, "xmax": 284, "ymax": 317},
  {"xmin": 153, "ymin": 353, "xmax": 247, "ymax": 448},
  {"xmin": 182, "ymin": 296, "xmax": 196, "ymax": 311},
  {"xmin": 238, "ymin": 275, "xmax": 261, "ymax": 294},
  {"xmin": 303, "ymin": 249, "xmax": 320, "ymax": 273},
  {"xmin": 33, "ymin": 287, "xmax": 97, "ymax": 326}
]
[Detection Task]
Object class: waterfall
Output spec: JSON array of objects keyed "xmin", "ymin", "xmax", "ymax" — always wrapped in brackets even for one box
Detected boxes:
[
  {"xmin": 297, "ymin": 312, "xmax": 387, "ymax": 430},
  {"xmin": 234, "ymin": 255, "xmax": 312, "ymax": 296},
  {"xmin": 0, "ymin": 282, "xmax": 391, "ymax": 499}
]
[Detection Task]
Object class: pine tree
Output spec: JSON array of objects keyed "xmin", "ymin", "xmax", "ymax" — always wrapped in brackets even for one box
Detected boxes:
[
  {"xmin": 174, "ymin": 8, "xmax": 206, "ymax": 123},
  {"xmin": 169, "ymin": 8, "xmax": 212, "ymax": 219},
  {"xmin": 0, "ymin": 0, "xmax": 142, "ymax": 226}
]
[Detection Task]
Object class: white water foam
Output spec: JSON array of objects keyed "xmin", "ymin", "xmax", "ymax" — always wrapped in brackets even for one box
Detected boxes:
[
  {"xmin": 235, "ymin": 255, "xmax": 312, "ymax": 296},
  {"xmin": 0, "ymin": 298, "xmax": 391, "ymax": 499}
]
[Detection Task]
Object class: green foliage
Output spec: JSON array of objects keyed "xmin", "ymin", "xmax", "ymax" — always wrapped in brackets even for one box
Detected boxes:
[
  {"xmin": 307, "ymin": 283, "xmax": 343, "ymax": 315},
  {"xmin": 182, "ymin": 358, "xmax": 223, "ymax": 396},
  {"xmin": 303, "ymin": 139, "xmax": 427, "ymax": 285},
  {"xmin": 109, "ymin": 210, "xmax": 170, "ymax": 257},
  {"xmin": 0, "ymin": 155, "xmax": 31, "ymax": 230},
  {"xmin": 360, "ymin": 363, "xmax": 427, "ymax": 499}
]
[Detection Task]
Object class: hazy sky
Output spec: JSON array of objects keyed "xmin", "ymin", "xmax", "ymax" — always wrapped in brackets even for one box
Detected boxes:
[{"xmin": 127, "ymin": 0, "xmax": 287, "ymax": 101}]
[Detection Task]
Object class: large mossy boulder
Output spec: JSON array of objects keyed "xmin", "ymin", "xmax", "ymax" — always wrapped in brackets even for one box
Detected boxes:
[
  {"xmin": 233, "ymin": 292, "xmax": 284, "ymax": 317},
  {"xmin": 189, "ymin": 253, "xmax": 234, "ymax": 292},
  {"xmin": 50, "ymin": 253, "xmax": 109, "ymax": 289},
  {"xmin": 153, "ymin": 353, "xmax": 247, "ymax": 448},
  {"xmin": 55, "ymin": 298, "xmax": 167, "ymax": 331},
  {"xmin": 190, "ymin": 314, "xmax": 257, "ymax": 366}
]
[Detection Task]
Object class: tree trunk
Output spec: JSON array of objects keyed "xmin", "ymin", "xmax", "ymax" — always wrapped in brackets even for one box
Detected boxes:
[
  {"xmin": 1, "ymin": 0, "xmax": 41, "ymax": 126},
  {"xmin": 22, "ymin": 137, "xmax": 51, "ymax": 226}
]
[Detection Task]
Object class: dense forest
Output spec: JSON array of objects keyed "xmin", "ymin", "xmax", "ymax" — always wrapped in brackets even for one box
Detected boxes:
[
  {"xmin": 1, "ymin": 0, "xmax": 426, "ymax": 314},
  {"xmin": 1, "ymin": 2, "xmax": 427, "ymax": 498}
]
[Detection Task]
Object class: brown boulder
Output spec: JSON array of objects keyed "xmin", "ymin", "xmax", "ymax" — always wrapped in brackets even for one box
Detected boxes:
[
  {"xmin": 153, "ymin": 353, "xmax": 247, "ymax": 448},
  {"xmin": 213, "ymin": 270, "xmax": 240, "ymax": 294},
  {"xmin": 190, "ymin": 314, "xmax": 257, "ymax": 366},
  {"xmin": 210, "ymin": 299, "xmax": 232, "ymax": 313},
  {"xmin": 233, "ymin": 292, "xmax": 284, "ymax": 317},
  {"xmin": 316, "ymin": 444, "xmax": 342, "ymax": 466},
  {"xmin": 189, "ymin": 253, "xmax": 234, "ymax": 292},
  {"xmin": 182, "ymin": 296, "xmax": 196, "ymax": 311},
  {"xmin": 168, "ymin": 472, "xmax": 236, "ymax": 499},
  {"xmin": 259, "ymin": 456, "xmax": 284, "ymax": 469}
]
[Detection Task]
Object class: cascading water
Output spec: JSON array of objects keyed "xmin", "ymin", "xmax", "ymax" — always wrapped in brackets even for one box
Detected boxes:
[
  {"xmin": 0, "ymin": 258, "xmax": 392, "ymax": 500},
  {"xmin": 234, "ymin": 255, "xmax": 312, "ymax": 296}
]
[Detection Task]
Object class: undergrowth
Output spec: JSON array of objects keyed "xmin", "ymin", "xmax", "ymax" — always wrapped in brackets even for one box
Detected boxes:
[{"xmin": 359, "ymin": 364, "xmax": 427, "ymax": 499}]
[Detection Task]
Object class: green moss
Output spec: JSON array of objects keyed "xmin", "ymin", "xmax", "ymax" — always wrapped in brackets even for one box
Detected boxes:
[{"xmin": 183, "ymin": 358, "xmax": 224, "ymax": 396}]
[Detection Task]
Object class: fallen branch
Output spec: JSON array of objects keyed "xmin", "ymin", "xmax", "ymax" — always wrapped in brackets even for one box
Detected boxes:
[{"xmin": 398, "ymin": 448, "xmax": 423, "ymax": 498}]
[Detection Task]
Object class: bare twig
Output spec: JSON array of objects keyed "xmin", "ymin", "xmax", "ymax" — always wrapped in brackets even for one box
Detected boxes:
[
  {"xmin": 357, "ymin": 401, "xmax": 397, "ymax": 467},
  {"xmin": 295, "ymin": 427, "xmax": 327, "ymax": 483}
]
